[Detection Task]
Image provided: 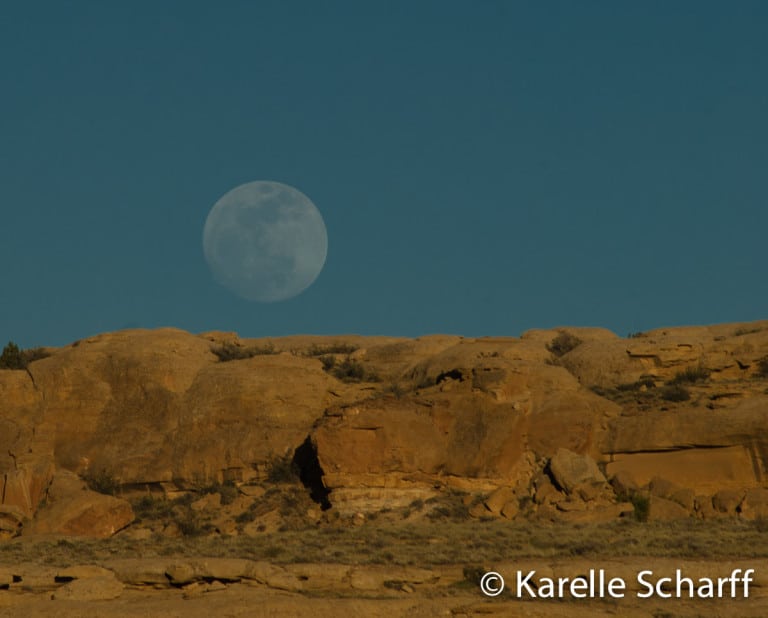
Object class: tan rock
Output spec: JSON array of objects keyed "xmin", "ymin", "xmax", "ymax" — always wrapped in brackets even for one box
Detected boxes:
[
  {"xmin": 556, "ymin": 498, "xmax": 587, "ymax": 512},
  {"xmin": 694, "ymin": 495, "xmax": 717, "ymax": 519},
  {"xmin": 500, "ymin": 499, "xmax": 519, "ymax": 520},
  {"xmin": 106, "ymin": 559, "xmax": 175, "ymax": 586},
  {"xmin": 1, "ymin": 460, "xmax": 55, "ymax": 519},
  {"xmin": 0, "ymin": 505, "xmax": 25, "ymax": 540},
  {"xmin": 468, "ymin": 502, "xmax": 491, "ymax": 519},
  {"xmin": 285, "ymin": 564, "xmax": 352, "ymax": 590},
  {"xmin": 739, "ymin": 488, "xmax": 768, "ymax": 519},
  {"xmin": 608, "ymin": 470, "xmax": 639, "ymax": 496},
  {"xmin": 191, "ymin": 492, "xmax": 221, "ymax": 511},
  {"xmin": 649, "ymin": 495, "xmax": 691, "ymax": 520},
  {"xmin": 670, "ymin": 488, "xmax": 696, "ymax": 511},
  {"xmin": 483, "ymin": 486, "xmax": 514, "ymax": 515},
  {"xmin": 548, "ymin": 448, "xmax": 606, "ymax": 494},
  {"xmin": 0, "ymin": 323, "xmax": 766, "ymax": 535},
  {"xmin": 52, "ymin": 575, "xmax": 123, "ymax": 601},
  {"xmin": 712, "ymin": 489, "xmax": 744, "ymax": 514},
  {"xmin": 349, "ymin": 566, "xmax": 436, "ymax": 591},
  {"xmin": 605, "ymin": 444, "xmax": 760, "ymax": 495},
  {"xmin": 648, "ymin": 476, "xmax": 680, "ymax": 499},
  {"xmin": 55, "ymin": 565, "xmax": 115, "ymax": 581},
  {"xmin": 239, "ymin": 485, "xmax": 266, "ymax": 498},
  {"xmin": 26, "ymin": 471, "xmax": 134, "ymax": 538},
  {"xmin": 533, "ymin": 473, "xmax": 562, "ymax": 505},
  {"xmin": 575, "ymin": 482, "xmax": 604, "ymax": 502},
  {"xmin": 0, "ymin": 567, "xmax": 13, "ymax": 588},
  {"xmin": 165, "ymin": 562, "xmax": 196, "ymax": 585}
]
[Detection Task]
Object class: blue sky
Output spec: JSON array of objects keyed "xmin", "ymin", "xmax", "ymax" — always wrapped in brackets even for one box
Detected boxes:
[{"xmin": 1, "ymin": 1, "xmax": 766, "ymax": 347}]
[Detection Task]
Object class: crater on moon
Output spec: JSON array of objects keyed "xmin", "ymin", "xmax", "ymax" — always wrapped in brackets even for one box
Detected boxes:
[{"xmin": 203, "ymin": 181, "xmax": 328, "ymax": 302}]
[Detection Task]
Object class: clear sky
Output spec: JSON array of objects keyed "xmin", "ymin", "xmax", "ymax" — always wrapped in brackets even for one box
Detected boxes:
[{"xmin": 1, "ymin": 1, "xmax": 766, "ymax": 348}]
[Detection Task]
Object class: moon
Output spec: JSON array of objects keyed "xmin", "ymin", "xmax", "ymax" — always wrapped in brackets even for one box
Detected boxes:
[{"xmin": 203, "ymin": 181, "xmax": 328, "ymax": 302}]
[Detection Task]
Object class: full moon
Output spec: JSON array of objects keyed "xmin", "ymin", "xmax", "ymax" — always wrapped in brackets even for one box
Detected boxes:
[{"xmin": 203, "ymin": 181, "xmax": 328, "ymax": 302}]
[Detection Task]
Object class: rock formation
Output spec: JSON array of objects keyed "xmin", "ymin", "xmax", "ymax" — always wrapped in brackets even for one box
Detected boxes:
[{"xmin": 0, "ymin": 320, "xmax": 767, "ymax": 537}]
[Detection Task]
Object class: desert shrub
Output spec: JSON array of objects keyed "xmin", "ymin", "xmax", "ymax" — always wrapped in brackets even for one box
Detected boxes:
[
  {"xmin": 660, "ymin": 384, "xmax": 690, "ymax": 402},
  {"xmin": 734, "ymin": 326, "xmax": 763, "ymax": 336},
  {"xmin": 176, "ymin": 510, "xmax": 211, "ymax": 537},
  {"xmin": 627, "ymin": 331, "xmax": 645, "ymax": 338},
  {"xmin": 278, "ymin": 489, "xmax": 305, "ymax": 517},
  {"xmin": 306, "ymin": 343, "xmax": 358, "ymax": 356},
  {"xmin": 218, "ymin": 481, "xmax": 240, "ymax": 505},
  {"xmin": 630, "ymin": 494, "xmax": 650, "ymax": 523},
  {"xmin": 83, "ymin": 469, "xmax": 120, "ymax": 496},
  {"xmin": 263, "ymin": 545, "xmax": 283, "ymax": 558},
  {"xmin": 318, "ymin": 355, "xmax": 336, "ymax": 372},
  {"xmin": 546, "ymin": 332, "xmax": 582, "ymax": 357},
  {"xmin": 201, "ymin": 480, "xmax": 239, "ymax": 505},
  {"xmin": 409, "ymin": 498, "xmax": 424, "ymax": 511},
  {"xmin": 426, "ymin": 494, "xmax": 470, "ymax": 521},
  {"xmin": 172, "ymin": 493, "xmax": 196, "ymax": 507},
  {"xmin": 616, "ymin": 377, "xmax": 657, "ymax": 391},
  {"xmin": 219, "ymin": 482, "xmax": 239, "ymax": 505},
  {"xmin": 131, "ymin": 495, "xmax": 175, "ymax": 522},
  {"xmin": 386, "ymin": 383, "xmax": 405, "ymax": 398},
  {"xmin": 415, "ymin": 376, "xmax": 435, "ymax": 390},
  {"xmin": 332, "ymin": 358, "xmax": 365, "ymax": 381},
  {"xmin": 322, "ymin": 356, "xmax": 379, "ymax": 383},
  {"xmin": 0, "ymin": 341, "xmax": 23, "ymax": 369},
  {"xmin": 0, "ymin": 343, "xmax": 52, "ymax": 370},
  {"xmin": 757, "ymin": 356, "xmax": 768, "ymax": 378},
  {"xmin": 211, "ymin": 342, "xmax": 276, "ymax": 361},
  {"xmin": 670, "ymin": 365, "xmax": 710, "ymax": 384},
  {"xmin": 235, "ymin": 509, "xmax": 257, "ymax": 524}
]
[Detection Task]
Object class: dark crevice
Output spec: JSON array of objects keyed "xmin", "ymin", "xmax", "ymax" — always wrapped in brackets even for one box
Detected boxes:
[
  {"xmin": 24, "ymin": 367, "xmax": 44, "ymax": 402},
  {"xmin": 436, "ymin": 369, "xmax": 464, "ymax": 384},
  {"xmin": 292, "ymin": 436, "xmax": 332, "ymax": 510},
  {"xmin": 542, "ymin": 461, "xmax": 564, "ymax": 493}
]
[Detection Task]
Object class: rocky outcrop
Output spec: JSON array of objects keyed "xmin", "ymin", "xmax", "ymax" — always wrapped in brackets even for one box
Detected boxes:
[
  {"xmin": 0, "ymin": 320, "xmax": 767, "ymax": 534},
  {"xmin": 25, "ymin": 471, "xmax": 134, "ymax": 538}
]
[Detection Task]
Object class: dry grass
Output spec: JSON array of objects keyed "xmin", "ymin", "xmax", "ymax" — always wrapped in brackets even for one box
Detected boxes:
[
  {"xmin": 3, "ymin": 518, "xmax": 767, "ymax": 568},
  {"xmin": 546, "ymin": 332, "xmax": 582, "ymax": 357},
  {"xmin": 211, "ymin": 342, "xmax": 277, "ymax": 361}
]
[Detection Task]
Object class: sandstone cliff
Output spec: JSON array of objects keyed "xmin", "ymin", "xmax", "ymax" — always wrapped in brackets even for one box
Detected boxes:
[{"xmin": 1, "ymin": 320, "xmax": 767, "ymax": 537}]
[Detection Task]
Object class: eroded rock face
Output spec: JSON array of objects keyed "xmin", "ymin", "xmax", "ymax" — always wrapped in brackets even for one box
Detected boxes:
[
  {"xmin": 313, "ymin": 361, "xmax": 619, "ymax": 518},
  {"xmin": 0, "ymin": 320, "xmax": 766, "ymax": 532},
  {"xmin": 25, "ymin": 471, "xmax": 134, "ymax": 538}
]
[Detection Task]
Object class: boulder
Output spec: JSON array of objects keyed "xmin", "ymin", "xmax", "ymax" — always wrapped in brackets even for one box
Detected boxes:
[
  {"xmin": 52, "ymin": 575, "xmax": 123, "ymax": 601},
  {"xmin": 649, "ymin": 496, "xmax": 691, "ymax": 521},
  {"xmin": 648, "ymin": 476, "xmax": 680, "ymax": 499},
  {"xmin": 25, "ymin": 471, "xmax": 134, "ymax": 538},
  {"xmin": 739, "ymin": 488, "xmax": 768, "ymax": 520},
  {"xmin": 500, "ymin": 499, "xmax": 519, "ymax": 520},
  {"xmin": 694, "ymin": 495, "xmax": 717, "ymax": 519},
  {"xmin": 55, "ymin": 565, "xmax": 115, "ymax": 581},
  {"xmin": 483, "ymin": 486, "xmax": 514, "ymax": 516},
  {"xmin": 533, "ymin": 473, "xmax": 562, "ymax": 505},
  {"xmin": 712, "ymin": 489, "xmax": 744, "ymax": 514},
  {"xmin": 548, "ymin": 448, "xmax": 606, "ymax": 494},
  {"xmin": 670, "ymin": 488, "xmax": 696, "ymax": 511}
]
